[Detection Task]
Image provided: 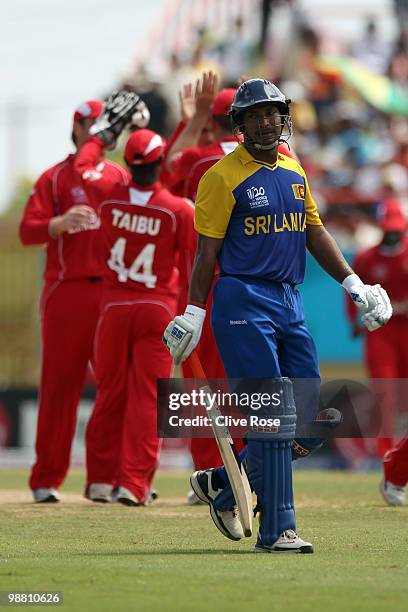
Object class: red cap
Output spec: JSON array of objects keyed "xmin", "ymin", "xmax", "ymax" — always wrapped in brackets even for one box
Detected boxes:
[
  {"xmin": 212, "ymin": 88, "xmax": 236, "ymax": 117},
  {"xmin": 379, "ymin": 199, "xmax": 407, "ymax": 232},
  {"xmin": 73, "ymin": 100, "xmax": 103, "ymax": 122},
  {"xmin": 124, "ymin": 129, "xmax": 165, "ymax": 165}
]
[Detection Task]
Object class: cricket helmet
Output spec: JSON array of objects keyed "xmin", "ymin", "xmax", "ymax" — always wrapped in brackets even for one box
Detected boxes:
[{"xmin": 229, "ymin": 79, "xmax": 291, "ymax": 150}]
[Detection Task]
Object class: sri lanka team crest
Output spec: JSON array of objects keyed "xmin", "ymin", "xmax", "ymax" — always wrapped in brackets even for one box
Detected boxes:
[{"xmin": 292, "ymin": 184, "xmax": 305, "ymax": 200}]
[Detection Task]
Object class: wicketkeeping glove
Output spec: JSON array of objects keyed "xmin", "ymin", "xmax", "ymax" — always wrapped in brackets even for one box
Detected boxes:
[
  {"xmin": 343, "ymin": 274, "xmax": 392, "ymax": 331},
  {"xmin": 129, "ymin": 99, "xmax": 150, "ymax": 129},
  {"xmin": 163, "ymin": 305, "xmax": 206, "ymax": 365},
  {"xmin": 89, "ymin": 90, "xmax": 146, "ymax": 145}
]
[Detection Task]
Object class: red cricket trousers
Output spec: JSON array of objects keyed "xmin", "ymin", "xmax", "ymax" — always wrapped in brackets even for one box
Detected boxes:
[
  {"xmin": 365, "ymin": 318, "xmax": 408, "ymax": 457},
  {"xmin": 384, "ymin": 436, "xmax": 408, "ymax": 486},
  {"xmin": 29, "ymin": 278, "xmax": 102, "ymax": 490},
  {"xmin": 86, "ymin": 297, "xmax": 174, "ymax": 502}
]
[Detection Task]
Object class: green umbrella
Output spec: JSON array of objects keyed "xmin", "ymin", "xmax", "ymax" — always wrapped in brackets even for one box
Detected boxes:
[{"xmin": 318, "ymin": 54, "xmax": 408, "ymax": 115}]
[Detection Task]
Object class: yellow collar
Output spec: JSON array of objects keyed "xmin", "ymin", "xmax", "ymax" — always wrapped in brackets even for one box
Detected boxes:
[{"xmin": 236, "ymin": 143, "xmax": 279, "ymax": 170}]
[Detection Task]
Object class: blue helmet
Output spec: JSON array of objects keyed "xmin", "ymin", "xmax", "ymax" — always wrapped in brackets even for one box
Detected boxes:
[{"xmin": 229, "ymin": 79, "xmax": 291, "ymax": 150}]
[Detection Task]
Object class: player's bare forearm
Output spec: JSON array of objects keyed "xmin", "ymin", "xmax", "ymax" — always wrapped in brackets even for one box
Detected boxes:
[
  {"xmin": 188, "ymin": 235, "xmax": 223, "ymax": 305},
  {"xmin": 306, "ymin": 224, "xmax": 353, "ymax": 283}
]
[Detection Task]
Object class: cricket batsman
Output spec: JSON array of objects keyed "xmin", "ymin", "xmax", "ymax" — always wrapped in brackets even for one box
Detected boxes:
[{"xmin": 164, "ymin": 78, "xmax": 393, "ymax": 552}]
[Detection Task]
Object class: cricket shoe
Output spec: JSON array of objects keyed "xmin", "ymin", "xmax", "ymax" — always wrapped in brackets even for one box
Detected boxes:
[
  {"xmin": 85, "ymin": 483, "xmax": 113, "ymax": 503},
  {"xmin": 112, "ymin": 486, "xmax": 150, "ymax": 507},
  {"xmin": 380, "ymin": 479, "xmax": 406, "ymax": 506},
  {"xmin": 190, "ymin": 469, "xmax": 244, "ymax": 541},
  {"xmin": 255, "ymin": 529, "xmax": 313, "ymax": 554},
  {"xmin": 32, "ymin": 488, "xmax": 60, "ymax": 503},
  {"xmin": 186, "ymin": 489, "xmax": 206, "ymax": 505}
]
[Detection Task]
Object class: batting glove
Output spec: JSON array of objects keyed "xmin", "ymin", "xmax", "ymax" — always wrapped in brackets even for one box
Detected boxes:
[
  {"xmin": 343, "ymin": 274, "xmax": 393, "ymax": 331},
  {"xmin": 163, "ymin": 305, "xmax": 206, "ymax": 365}
]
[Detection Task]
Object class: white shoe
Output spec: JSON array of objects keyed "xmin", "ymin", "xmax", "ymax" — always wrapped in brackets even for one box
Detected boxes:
[
  {"xmin": 32, "ymin": 488, "xmax": 60, "ymax": 503},
  {"xmin": 187, "ymin": 489, "xmax": 206, "ymax": 506},
  {"xmin": 112, "ymin": 486, "xmax": 143, "ymax": 507},
  {"xmin": 380, "ymin": 479, "xmax": 406, "ymax": 506},
  {"xmin": 255, "ymin": 529, "xmax": 313, "ymax": 553},
  {"xmin": 86, "ymin": 483, "xmax": 113, "ymax": 503},
  {"xmin": 190, "ymin": 470, "xmax": 244, "ymax": 541}
]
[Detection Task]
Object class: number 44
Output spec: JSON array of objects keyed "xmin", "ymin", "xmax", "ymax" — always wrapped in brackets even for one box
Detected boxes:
[{"xmin": 107, "ymin": 237, "xmax": 157, "ymax": 288}]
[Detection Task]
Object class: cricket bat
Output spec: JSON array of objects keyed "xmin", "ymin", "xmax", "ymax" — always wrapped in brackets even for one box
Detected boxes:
[{"xmin": 189, "ymin": 350, "xmax": 253, "ymax": 537}]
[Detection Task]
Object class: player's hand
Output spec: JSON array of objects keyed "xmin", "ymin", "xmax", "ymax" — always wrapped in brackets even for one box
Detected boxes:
[
  {"xmin": 343, "ymin": 274, "xmax": 392, "ymax": 331},
  {"xmin": 194, "ymin": 71, "xmax": 218, "ymax": 118},
  {"xmin": 361, "ymin": 284, "xmax": 393, "ymax": 330},
  {"xmin": 89, "ymin": 90, "xmax": 144, "ymax": 145},
  {"xmin": 49, "ymin": 206, "xmax": 97, "ymax": 237},
  {"xmin": 163, "ymin": 305, "xmax": 206, "ymax": 365},
  {"xmin": 179, "ymin": 82, "xmax": 196, "ymax": 123}
]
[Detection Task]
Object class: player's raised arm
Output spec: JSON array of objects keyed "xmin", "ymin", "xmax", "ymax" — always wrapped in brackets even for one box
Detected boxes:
[{"xmin": 165, "ymin": 71, "xmax": 218, "ymax": 172}]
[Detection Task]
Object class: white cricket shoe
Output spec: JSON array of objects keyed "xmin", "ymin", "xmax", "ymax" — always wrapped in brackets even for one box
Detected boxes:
[
  {"xmin": 190, "ymin": 469, "xmax": 244, "ymax": 541},
  {"xmin": 380, "ymin": 479, "xmax": 406, "ymax": 506},
  {"xmin": 32, "ymin": 488, "xmax": 60, "ymax": 503},
  {"xmin": 187, "ymin": 489, "xmax": 206, "ymax": 506},
  {"xmin": 86, "ymin": 483, "xmax": 113, "ymax": 503},
  {"xmin": 112, "ymin": 487, "xmax": 158, "ymax": 506},
  {"xmin": 255, "ymin": 529, "xmax": 313, "ymax": 553},
  {"xmin": 112, "ymin": 486, "xmax": 143, "ymax": 507}
]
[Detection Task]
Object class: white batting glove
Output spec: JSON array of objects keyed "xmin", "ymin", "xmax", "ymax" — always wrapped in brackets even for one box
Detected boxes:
[
  {"xmin": 163, "ymin": 305, "xmax": 206, "ymax": 365},
  {"xmin": 343, "ymin": 274, "xmax": 393, "ymax": 332}
]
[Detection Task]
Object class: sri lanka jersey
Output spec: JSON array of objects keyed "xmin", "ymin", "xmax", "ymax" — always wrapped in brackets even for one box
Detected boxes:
[{"xmin": 194, "ymin": 144, "xmax": 322, "ymax": 285}]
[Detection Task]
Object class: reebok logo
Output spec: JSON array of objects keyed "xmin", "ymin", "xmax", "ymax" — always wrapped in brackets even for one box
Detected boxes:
[{"xmin": 246, "ymin": 186, "xmax": 269, "ymax": 209}]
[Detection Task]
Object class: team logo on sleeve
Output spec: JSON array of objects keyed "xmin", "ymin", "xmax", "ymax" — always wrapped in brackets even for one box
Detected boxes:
[{"xmin": 292, "ymin": 184, "xmax": 305, "ymax": 200}]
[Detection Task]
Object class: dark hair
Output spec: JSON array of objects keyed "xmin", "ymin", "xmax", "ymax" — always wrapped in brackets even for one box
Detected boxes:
[{"xmin": 128, "ymin": 158, "xmax": 162, "ymax": 186}]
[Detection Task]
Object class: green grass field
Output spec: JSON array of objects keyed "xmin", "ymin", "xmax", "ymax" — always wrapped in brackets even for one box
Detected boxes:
[{"xmin": 0, "ymin": 469, "xmax": 407, "ymax": 612}]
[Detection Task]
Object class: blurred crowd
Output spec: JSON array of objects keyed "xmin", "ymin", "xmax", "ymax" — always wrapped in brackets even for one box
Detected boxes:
[{"xmin": 119, "ymin": 0, "xmax": 408, "ymax": 253}]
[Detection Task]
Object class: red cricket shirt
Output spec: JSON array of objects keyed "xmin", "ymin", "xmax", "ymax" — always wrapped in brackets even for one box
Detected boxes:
[
  {"xmin": 75, "ymin": 138, "xmax": 196, "ymax": 301},
  {"xmin": 20, "ymin": 154, "xmax": 129, "ymax": 280}
]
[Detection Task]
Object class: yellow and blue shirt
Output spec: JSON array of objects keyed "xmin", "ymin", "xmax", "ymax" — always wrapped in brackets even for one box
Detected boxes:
[{"xmin": 194, "ymin": 144, "xmax": 322, "ymax": 285}]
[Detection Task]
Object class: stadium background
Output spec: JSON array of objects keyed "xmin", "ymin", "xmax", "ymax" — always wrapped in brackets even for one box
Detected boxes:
[{"xmin": 1, "ymin": 0, "xmax": 407, "ymax": 470}]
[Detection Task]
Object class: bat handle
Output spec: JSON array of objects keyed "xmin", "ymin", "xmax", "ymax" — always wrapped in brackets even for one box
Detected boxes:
[{"xmin": 189, "ymin": 350, "xmax": 206, "ymax": 379}]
